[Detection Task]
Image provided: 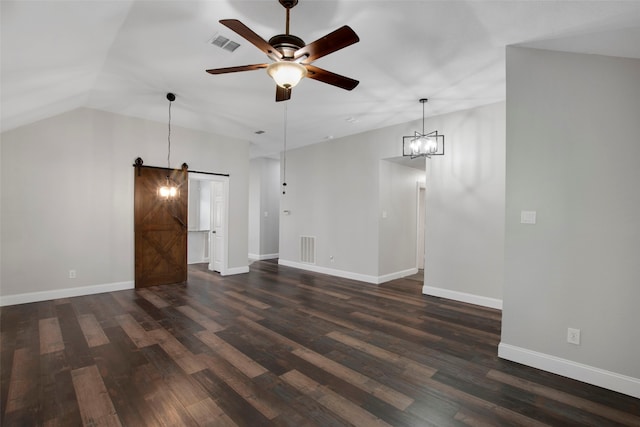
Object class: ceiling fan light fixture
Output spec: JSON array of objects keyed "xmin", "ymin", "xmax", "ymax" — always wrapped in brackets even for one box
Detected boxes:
[{"xmin": 267, "ymin": 61, "xmax": 307, "ymax": 89}]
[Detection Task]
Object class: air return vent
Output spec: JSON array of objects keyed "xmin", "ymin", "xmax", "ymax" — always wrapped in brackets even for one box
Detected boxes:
[
  {"xmin": 300, "ymin": 236, "xmax": 316, "ymax": 264},
  {"xmin": 210, "ymin": 34, "xmax": 241, "ymax": 53}
]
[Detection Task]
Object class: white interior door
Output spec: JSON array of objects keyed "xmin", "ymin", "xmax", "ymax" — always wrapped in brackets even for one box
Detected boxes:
[{"xmin": 209, "ymin": 180, "xmax": 227, "ymax": 273}]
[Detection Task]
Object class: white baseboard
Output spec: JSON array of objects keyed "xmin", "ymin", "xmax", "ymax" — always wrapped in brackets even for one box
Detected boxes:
[
  {"xmin": 222, "ymin": 265, "xmax": 250, "ymax": 276},
  {"xmin": 278, "ymin": 259, "xmax": 417, "ymax": 285},
  {"xmin": 498, "ymin": 343, "xmax": 640, "ymax": 399},
  {"xmin": 379, "ymin": 267, "xmax": 419, "ymax": 283},
  {"xmin": 0, "ymin": 281, "xmax": 135, "ymax": 307},
  {"xmin": 422, "ymin": 284, "xmax": 503, "ymax": 309},
  {"xmin": 248, "ymin": 253, "xmax": 279, "ymax": 261},
  {"xmin": 1, "ymin": 264, "xmax": 252, "ymax": 305}
]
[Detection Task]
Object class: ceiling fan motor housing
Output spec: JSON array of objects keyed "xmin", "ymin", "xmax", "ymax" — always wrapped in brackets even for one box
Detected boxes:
[{"xmin": 269, "ymin": 34, "xmax": 305, "ymax": 59}]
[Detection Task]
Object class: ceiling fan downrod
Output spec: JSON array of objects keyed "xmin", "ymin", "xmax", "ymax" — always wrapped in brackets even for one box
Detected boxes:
[{"xmin": 282, "ymin": 0, "xmax": 298, "ymax": 35}]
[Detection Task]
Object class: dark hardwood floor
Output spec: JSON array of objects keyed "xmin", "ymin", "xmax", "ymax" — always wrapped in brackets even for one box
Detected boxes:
[{"xmin": 2, "ymin": 261, "xmax": 639, "ymax": 426}]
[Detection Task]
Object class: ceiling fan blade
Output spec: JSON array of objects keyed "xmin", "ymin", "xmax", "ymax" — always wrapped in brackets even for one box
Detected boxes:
[
  {"xmin": 295, "ymin": 26, "xmax": 359, "ymax": 63},
  {"xmin": 220, "ymin": 19, "xmax": 282, "ymax": 61},
  {"xmin": 206, "ymin": 64, "xmax": 268, "ymax": 74},
  {"xmin": 276, "ymin": 85, "xmax": 292, "ymax": 102},
  {"xmin": 305, "ymin": 65, "xmax": 359, "ymax": 91}
]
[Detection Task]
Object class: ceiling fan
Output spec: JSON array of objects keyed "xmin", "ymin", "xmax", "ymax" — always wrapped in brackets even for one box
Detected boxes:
[{"xmin": 206, "ymin": 0, "xmax": 360, "ymax": 102}]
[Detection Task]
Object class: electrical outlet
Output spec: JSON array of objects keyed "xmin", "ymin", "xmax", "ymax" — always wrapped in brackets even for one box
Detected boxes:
[
  {"xmin": 567, "ymin": 328, "xmax": 581, "ymax": 345},
  {"xmin": 69, "ymin": 269, "xmax": 77, "ymax": 279}
]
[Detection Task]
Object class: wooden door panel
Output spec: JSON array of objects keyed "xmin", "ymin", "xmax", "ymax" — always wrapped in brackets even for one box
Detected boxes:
[{"xmin": 134, "ymin": 166, "xmax": 188, "ymax": 288}]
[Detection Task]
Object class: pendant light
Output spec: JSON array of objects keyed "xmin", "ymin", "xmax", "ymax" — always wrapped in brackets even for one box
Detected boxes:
[
  {"xmin": 402, "ymin": 98, "xmax": 445, "ymax": 158},
  {"xmin": 158, "ymin": 92, "xmax": 178, "ymax": 199}
]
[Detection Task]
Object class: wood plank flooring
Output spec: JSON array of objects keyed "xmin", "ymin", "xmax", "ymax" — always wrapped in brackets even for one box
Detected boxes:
[{"xmin": 2, "ymin": 260, "xmax": 639, "ymax": 426}]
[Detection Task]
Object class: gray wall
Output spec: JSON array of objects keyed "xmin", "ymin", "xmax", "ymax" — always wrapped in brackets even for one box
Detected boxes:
[
  {"xmin": 1, "ymin": 107, "xmax": 249, "ymax": 301},
  {"xmin": 502, "ymin": 47, "xmax": 640, "ymax": 393},
  {"xmin": 423, "ymin": 102, "xmax": 506, "ymax": 307},
  {"xmin": 279, "ymin": 133, "xmax": 381, "ymax": 278},
  {"xmin": 248, "ymin": 157, "xmax": 280, "ymax": 259},
  {"xmin": 280, "ymin": 102, "xmax": 505, "ymax": 293},
  {"xmin": 248, "ymin": 160, "xmax": 261, "ymax": 257}
]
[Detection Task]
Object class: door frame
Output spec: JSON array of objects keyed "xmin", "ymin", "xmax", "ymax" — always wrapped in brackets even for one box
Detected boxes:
[
  {"xmin": 188, "ymin": 172, "xmax": 229, "ymax": 275},
  {"xmin": 416, "ymin": 181, "xmax": 426, "ymax": 270}
]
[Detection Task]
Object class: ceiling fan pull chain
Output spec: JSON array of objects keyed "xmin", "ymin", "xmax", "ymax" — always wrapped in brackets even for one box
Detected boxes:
[{"xmin": 282, "ymin": 102, "xmax": 288, "ymax": 194}]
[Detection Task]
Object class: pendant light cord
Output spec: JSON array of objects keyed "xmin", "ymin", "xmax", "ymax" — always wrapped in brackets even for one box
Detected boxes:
[
  {"xmin": 422, "ymin": 99, "xmax": 425, "ymax": 134},
  {"xmin": 167, "ymin": 99, "xmax": 172, "ymax": 169}
]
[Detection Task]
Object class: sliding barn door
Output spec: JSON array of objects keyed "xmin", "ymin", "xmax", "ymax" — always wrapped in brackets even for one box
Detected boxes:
[{"xmin": 134, "ymin": 166, "xmax": 188, "ymax": 288}]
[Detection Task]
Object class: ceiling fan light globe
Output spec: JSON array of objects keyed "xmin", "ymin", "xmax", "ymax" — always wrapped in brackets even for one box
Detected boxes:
[{"xmin": 267, "ymin": 61, "xmax": 307, "ymax": 89}]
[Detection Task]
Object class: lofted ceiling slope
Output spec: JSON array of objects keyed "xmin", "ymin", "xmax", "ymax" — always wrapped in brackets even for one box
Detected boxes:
[{"xmin": 2, "ymin": 1, "xmax": 640, "ymax": 158}]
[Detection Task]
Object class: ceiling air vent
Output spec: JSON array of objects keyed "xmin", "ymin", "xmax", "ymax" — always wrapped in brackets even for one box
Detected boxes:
[
  {"xmin": 224, "ymin": 41, "xmax": 241, "ymax": 52},
  {"xmin": 210, "ymin": 34, "xmax": 241, "ymax": 53}
]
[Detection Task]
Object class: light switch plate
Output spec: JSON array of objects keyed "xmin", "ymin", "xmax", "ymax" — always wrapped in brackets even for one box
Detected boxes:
[{"xmin": 521, "ymin": 210, "xmax": 537, "ymax": 224}]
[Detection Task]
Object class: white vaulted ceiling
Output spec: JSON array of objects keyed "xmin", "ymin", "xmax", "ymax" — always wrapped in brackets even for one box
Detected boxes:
[{"xmin": 2, "ymin": 1, "xmax": 640, "ymax": 157}]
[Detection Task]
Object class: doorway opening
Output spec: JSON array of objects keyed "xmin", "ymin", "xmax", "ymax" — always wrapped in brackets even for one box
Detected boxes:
[{"xmin": 188, "ymin": 173, "xmax": 229, "ymax": 274}]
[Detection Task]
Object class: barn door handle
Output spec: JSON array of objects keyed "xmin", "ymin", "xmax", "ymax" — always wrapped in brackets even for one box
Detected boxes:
[{"xmin": 172, "ymin": 215, "xmax": 187, "ymax": 229}]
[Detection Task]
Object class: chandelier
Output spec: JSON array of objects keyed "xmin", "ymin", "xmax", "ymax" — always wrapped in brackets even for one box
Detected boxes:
[{"xmin": 402, "ymin": 98, "xmax": 444, "ymax": 158}]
